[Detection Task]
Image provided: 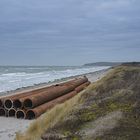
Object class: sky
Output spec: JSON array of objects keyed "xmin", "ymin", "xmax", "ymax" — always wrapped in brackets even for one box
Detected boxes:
[{"xmin": 0, "ymin": 0, "xmax": 140, "ymax": 66}]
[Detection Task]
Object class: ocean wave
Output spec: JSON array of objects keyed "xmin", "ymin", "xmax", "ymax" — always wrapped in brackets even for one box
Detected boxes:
[{"xmin": 0, "ymin": 66, "xmax": 110, "ymax": 93}]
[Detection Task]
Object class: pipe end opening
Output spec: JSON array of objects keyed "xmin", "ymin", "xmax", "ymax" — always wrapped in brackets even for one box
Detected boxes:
[
  {"xmin": 8, "ymin": 109, "xmax": 16, "ymax": 117},
  {"xmin": 4, "ymin": 99, "xmax": 13, "ymax": 109},
  {"xmin": 13, "ymin": 100, "xmax": 22, "ymax": 109},
  {"xmin": 0, "ymin": 108, "xmax": 6, "ymax": 116},
  {"xmin": 26, "ymin": 110, "xmax": 35, "ymax": 120},
  {"xmin": 16, "ymin": 110, "xmax": 25, "ymax": 119},
  {"xmin": 24, "ymin": 99, "xmax": 33, "ymax": 109}
]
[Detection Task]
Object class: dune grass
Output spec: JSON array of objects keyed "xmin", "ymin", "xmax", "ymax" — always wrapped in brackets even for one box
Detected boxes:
[{"xmin": 39, "ymin": 65, "xmax": 140, "ymax": 140}]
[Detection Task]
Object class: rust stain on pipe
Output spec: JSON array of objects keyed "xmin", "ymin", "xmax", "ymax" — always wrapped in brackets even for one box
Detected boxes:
[{"xmin": 26, "ymin": 91, "xmax": 78, "ymax": 119}]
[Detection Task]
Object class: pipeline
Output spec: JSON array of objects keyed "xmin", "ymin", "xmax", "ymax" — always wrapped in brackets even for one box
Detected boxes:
[
  {"xmin": 75, "ymin": 81, "xmax": 91, "ymax": 93},
  {"xmin": 23, "ymin": 77, "xmax": 88, "ymax": 109},
  {"xmin": 26, "ymin": 91, "xmax": 77, "ymax": 119}
]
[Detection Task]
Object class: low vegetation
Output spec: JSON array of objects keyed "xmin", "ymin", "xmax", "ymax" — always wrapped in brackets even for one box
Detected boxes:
[{"xmin": 16, "ymin": 64, "xmax": 140, "ymax": 140}]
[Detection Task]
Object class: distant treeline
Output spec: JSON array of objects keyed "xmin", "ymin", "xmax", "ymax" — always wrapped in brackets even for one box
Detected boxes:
[
  {"xmin": 84, "ymin": 62, "xmax": 122, "ymax": 66},
  {"xmin": 84, "ymin": 62, "xmax": 140, "ymax": 67},
  {"xmin": 121, "ymin": 62, "xmax": 140, "ymax": 66}
]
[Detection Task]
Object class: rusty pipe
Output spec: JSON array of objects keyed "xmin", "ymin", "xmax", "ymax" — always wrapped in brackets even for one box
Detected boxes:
[
  {"xmin": 16, "ymin": 109, "xmax": 26, "ymax": 119},
  {"xmin": 13, "ymin": 80, "xmax": 78, "ymax": 109},
  {"xmin": 61, "ymin": 77, "xmax": 88, "ymax": 87},
  {"xmin": 0, "ymin": 107, "xmax": 7, "ymax": 116},
  {"xmin": 4, "ymin": 85, "xmax": 55, "ymax": 109},
  {"xmin": 26, "ymin": 91, "xmax": 77, "ymax": 119},
  {"xmin": 12, "ymin": 77, "xmax": 87, "ymax": 109},
  {"xmin": 75, "ymin": 81, "xmax": 91, "ymax": 93},
  {"xmin": 23, "ymin": 77, "xmax": 88, "ymax": 109},
  {"xmin": 4, "ymin": 99, "xmax": 13, "ymax": 109},
  {"xmin": 12, "ymin": 85, "xmax": 56, "ymax": 109},
  {"xmin": 3, "ymin": 77, "xmax": 87, "ymax": 109},
  {"xmin": 23, "ymin": 85, "xmax": 73, "ymax": 109},
  {"xmin": 8, "ymin": 108, "xmax": 16, "ymax": 117},
  {"xmin": 5, "ymin": 78, "xmax": 78, "ymax": 106}
]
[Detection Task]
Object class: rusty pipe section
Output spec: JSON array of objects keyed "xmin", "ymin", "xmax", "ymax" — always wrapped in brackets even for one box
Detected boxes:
[
  {"xmin": 26, "ymin": 91, "xmax": 77, "ymax": 119},
  {"xmin": 62, "ymin": 77, "xmax": 88, "ymax": 88},
  {"xmin": 10, "ymin": 78, "xmax": 83, "ymax": 109},
  {"xmin": 15, "ymin": 86, "xmax": 72, "ymax": 110},
  {"xmin": 4, "ymin": 85, "xmax": 55, "ymax": 109},
  {"xmin": 12, "ymin": 79, "xmax": 78, "ymax": 109},
  {"xmin": 23, "ymin": 85, "xmax": 74, "ymax": 109},
  {"xmin": 0, "ymin": 78, "xmax": 78, "ymax": 105},
  {"xmin": 2, "ymin": 77, "xmax": 87, "ymax": 109},
  {"xmin": 23, "ymin": 77, "xmax": 88, "ymax": 109},
  {"xmin": 12, "ymin": 80, "xmax": 78, "ymax": 109}
]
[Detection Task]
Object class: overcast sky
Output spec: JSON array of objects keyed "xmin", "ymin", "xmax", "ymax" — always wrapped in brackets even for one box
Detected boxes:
[{"xmin": 0, "ymin": 0, "xmax": 140, "ymax": 65}]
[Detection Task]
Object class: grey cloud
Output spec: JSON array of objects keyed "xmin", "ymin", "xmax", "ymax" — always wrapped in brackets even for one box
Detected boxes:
[{"xmin": 0, "ymin": 0, "xmax": 140, "ymax": 65}]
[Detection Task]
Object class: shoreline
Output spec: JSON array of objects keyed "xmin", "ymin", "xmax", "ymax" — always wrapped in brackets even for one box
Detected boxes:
[
  {"xmin": 0, "ymin": 68, "xmax": 110, "ymax": 140},
  {"xmin": 0, "ymin": 68, "xmax": 110, "ymax": 97}
]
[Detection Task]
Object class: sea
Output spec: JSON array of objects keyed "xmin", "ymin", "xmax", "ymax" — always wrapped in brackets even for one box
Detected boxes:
[{"xmin": 0, "ymin": 66, "xmax": 110, "ymax": 94}]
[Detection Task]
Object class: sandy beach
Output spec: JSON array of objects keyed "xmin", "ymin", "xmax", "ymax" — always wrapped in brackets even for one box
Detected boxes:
[{"xmin": 0, "ymin": 69, "xmax": 109, "ymax": 140}]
